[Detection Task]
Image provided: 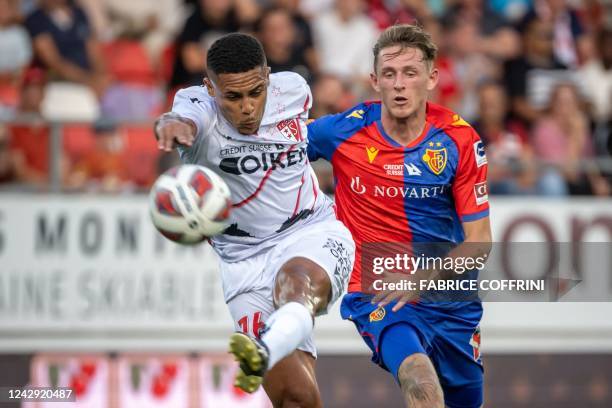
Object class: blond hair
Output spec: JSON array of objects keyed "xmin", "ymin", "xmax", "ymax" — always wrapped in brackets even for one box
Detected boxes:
[{"xmin": 373, "ymin": 24, "xmax": 438, "ymax": 71}]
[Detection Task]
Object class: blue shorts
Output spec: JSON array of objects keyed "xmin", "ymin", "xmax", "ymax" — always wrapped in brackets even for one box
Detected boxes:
[{"xmin": 340, "ymin": 293, "xmax": 484, "ymax": 408}]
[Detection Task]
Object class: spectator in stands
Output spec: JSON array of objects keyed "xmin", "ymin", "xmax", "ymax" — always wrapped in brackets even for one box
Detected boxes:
[
  {"xmin": 183, "ymin": 0, "xmax": 260, "ymax": 20},
  {"xmin": 580, "ymin": 28, "xmax": 612, "ymax": 124},
  {"xmin": 79, "ymin": 0, "xmax": 185, "ymax": 65},
  {"xmin": 522, "ymin": 0, "xmax": 591, "ymax": 68},
  {"xmin": 170, "ymin": 0, "xmax": 258, "ymax": 89},
  {"xmin": 98, "ymin": 34, "xmax": 164, "ymax": 121},
  {"xmin": 299, "ymin": 0, "xmax": 334, "ymax": 17},
  {"xmin": 532, "ymin": 83, "xmax": 610, "ymax": 195},
  {"xmin": 503, "ymin": 16, "xmax": 569, "ymax": 126},
  {"xmin": 255, "ymin": 7, "xmax": 314, "ymax": 83},
  {"xmin": 310, "ymin": 74, "xmax": 353, "ymax": 118},
  {"xmin": 489, "ymin": 0, "xmax": 530, "ymax": 22},
  {"xmin": 0, "ymin": 124, "xmax": 17, "ymax": 183},
  {"xmin": 17, "ymin": 67, "xmax": 46, "ymax": 118},
  {"xmin": 19, "ymin": 0, "xmax": 38, "ymax": 18},
  {"xmin": 25, "ymin": 0, "xmax": 110, "ymax": 97},
  {"xmin": 8, "ymin": 68, "xmax": 56, "ymax": 186},
  {"xmin": 366, "ymin": 0, "xmax": 435, "ymax": 31},
  {"xmin": 442, "ymin": 0, "xmax": 520, "ymax": 61},
  {"xmin": 0, "ymin": 0, "xmax": 32, "ymax": 119},
  {"xmin": 580, "ymin": 27, "xmax": 612, "ymax": 158},
  {"xmin": 426, "ymin": 17, "xmax": 461, "ymax": 109},
  {"xmin": 312, "ymin": 0, "xmax": 378, "ymax": 97},
  {"xmin": 474, "ymin": 81, "xmax": 567, "ymax": 195},
  {"xmin": 271, "ymin": 0, "xmax": 320, "ymax": 76},
  {"xmin": 68, "ymin": 117, "xmax": 133, "ymax": 192},
  {"xmin": 439, "ymin": 16, "xmax": 502, "ymax": 120}
]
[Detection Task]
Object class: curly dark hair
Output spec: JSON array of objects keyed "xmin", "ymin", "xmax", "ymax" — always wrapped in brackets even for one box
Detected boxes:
[{"xmin": 206, "ymin": 33, "xmax": 266, "ymax": 75}]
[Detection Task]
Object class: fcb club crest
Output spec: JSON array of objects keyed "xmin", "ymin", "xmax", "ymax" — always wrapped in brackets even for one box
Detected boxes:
[
  {"xmin": 276, "ymin": 119, "xmax": 300, "ymax": 141},
  {"xmin": 422, "ymin": 148, "xmax": 447, "ymax": 175},
  {"xmin": 369, "ymin": 307, "xmax": 386, "ymax": 322}
]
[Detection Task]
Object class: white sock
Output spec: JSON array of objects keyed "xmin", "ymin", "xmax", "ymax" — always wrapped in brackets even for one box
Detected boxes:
[{"xmin": 261, "ymin": 302, "xmax": 314, "ymax": 369}]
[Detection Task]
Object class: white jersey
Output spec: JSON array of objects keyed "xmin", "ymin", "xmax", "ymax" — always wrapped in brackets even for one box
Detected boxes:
[{"xmin": 172, "ymin": 72, "xmax": 335, "ymax": 262}]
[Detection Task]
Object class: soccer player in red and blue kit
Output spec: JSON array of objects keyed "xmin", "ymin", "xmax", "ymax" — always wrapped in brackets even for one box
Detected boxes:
[{"xmin": 307, "ymin": 25, "xmax": 492, "ymax": 407}]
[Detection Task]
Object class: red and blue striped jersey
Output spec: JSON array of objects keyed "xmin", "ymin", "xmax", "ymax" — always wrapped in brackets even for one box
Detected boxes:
[{"xmin": 307, "ymin": 101, "xmax": 489, "ymax": 292}]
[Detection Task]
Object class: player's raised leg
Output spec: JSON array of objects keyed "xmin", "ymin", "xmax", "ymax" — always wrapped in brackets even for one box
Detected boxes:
[
  {"xmin": 226, "ymin": 287, "xmax": 323, "ymax": 407},
  {"xmin": 230, "ymin": 257, "xmax": 329, "ymax": 406},
  {"xmin": 229, "ymin": 215, "xmax": 354, "ymax": 405}
]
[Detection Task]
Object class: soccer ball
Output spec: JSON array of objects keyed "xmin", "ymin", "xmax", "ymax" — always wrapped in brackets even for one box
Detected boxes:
[{"xmin": 149, "ymin": 165, "xmax": 232, "ymax": 244}]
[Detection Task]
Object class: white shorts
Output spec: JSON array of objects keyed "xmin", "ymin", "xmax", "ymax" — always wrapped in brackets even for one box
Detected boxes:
[{"xmin": 220, "ymin": 219, "xmax": 355, "ymax": 357}]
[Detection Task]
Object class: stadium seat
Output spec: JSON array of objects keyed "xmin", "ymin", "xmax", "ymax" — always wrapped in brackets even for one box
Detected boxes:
[
  {"xmin": 62, "ymin": 124, "xmax": 95, "ymax": 161},
  {"xmin": 0, "ymin": 82, "xmax": 19, "ymax": 111},
  {"xmin": 123, "ymin": 125, "xmax": 160, "ymax": 186},
  {"xmin": 102, "ymin": 40, "xmax": 157, "ymax": 86},
  {"xmin": 41, "ymin": 82, "xmax": 100, "ymax": 122},
  {"xmin": 158, "ymin": 43, "xmax": 176, "ymax": 84},
  {"xmin": 100, "ymin": 84, "xmax": 164, "ymax": 121},
  {"xmin": 100, "ymin": 41, "xmax": 163, "ymax": 120}
]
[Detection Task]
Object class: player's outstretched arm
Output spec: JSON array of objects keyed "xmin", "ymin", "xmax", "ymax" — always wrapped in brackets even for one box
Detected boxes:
[{"xmin": 154, "ymin": 112, "xmax": 197, "ymax": 152}]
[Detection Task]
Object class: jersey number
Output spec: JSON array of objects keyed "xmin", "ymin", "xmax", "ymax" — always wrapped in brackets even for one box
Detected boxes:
[{"xmin": 237, "ymin": 312, "xmax": 264, "ymax": 338}]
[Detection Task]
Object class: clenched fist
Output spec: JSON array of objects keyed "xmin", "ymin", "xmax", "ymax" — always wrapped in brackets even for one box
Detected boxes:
[{"xmin": 154, "ymin": 112, "xmax": 197, "ymax": 152}]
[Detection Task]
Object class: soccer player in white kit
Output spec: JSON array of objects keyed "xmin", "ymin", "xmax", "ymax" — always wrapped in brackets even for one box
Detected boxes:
[{"xmin": 154, "ymin": 33, "xmax": 355, "ymax": 407}]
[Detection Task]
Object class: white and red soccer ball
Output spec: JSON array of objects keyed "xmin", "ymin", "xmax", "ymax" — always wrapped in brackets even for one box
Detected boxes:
[{"xmin": 149, "ymin": 165, "xmax": 231, "ymax": 244}]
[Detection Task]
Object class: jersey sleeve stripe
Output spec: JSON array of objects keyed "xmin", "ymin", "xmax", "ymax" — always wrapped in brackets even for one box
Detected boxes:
[{"xmin": 461, "ymin": 208, "xmax": 489, "ymax": 222}]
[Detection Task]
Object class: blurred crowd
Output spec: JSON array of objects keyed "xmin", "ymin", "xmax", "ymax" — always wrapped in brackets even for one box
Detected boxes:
[{"xmin": 0, "ymin": 0, "xmax": 610, "ymax": 195}]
